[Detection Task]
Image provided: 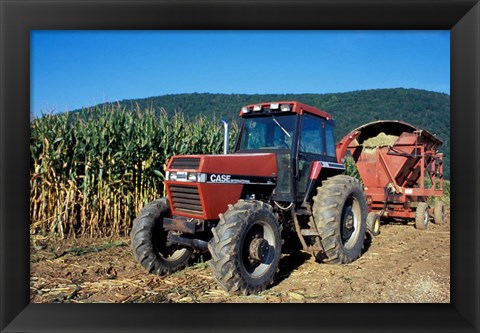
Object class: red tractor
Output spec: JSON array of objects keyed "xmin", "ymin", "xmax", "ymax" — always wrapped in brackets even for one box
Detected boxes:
[{"xmin": 131, "ymin": 101, "xmax": 367, "ymax": 295}]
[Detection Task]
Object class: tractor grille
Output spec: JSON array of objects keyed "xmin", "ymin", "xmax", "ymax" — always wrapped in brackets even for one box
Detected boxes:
[
  {"xmin": 169, "ymin": 185, "xmax": 204, "ymax": 216},
  {"xmin": 170, "ymin": 157, "xmax": 200, "ymax": 170}
]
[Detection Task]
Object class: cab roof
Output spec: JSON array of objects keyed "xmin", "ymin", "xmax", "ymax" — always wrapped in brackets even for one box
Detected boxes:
[{"xmin": 239, "ymin": 101, "xmax": 333, "ymax": 120}]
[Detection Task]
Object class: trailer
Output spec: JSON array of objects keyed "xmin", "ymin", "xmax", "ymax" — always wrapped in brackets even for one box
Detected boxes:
[{"xmin": 336, "ymin": 120, "xmax": 445, "ymax": 235}]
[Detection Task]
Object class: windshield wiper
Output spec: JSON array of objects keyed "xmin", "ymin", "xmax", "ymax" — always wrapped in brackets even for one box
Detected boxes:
[{"xmin": 271, "ymin": 115, "xmax": 291, "ymax": 138}]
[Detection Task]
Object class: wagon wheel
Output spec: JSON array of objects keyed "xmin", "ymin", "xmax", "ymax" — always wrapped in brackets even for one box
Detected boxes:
[
  {"xmin": 415, "ymin": 202, "xmax": 430, "ymax": 230},
  {"xmin": 434, "ymin": 201, "xmax": 445, "ymax": 225},
  {"xmin": 366, "ymin": 212, "xmax": 381, "ymax": 236}
]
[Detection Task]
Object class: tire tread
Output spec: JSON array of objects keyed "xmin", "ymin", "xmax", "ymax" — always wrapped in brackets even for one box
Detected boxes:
[
  {"xmin": 312, "ymin": 175, "xmax": 367, "ymax": 264},
  {"xmin": 130, "ymin": 198, "xmax": 192, "ymax": 276},
  {"xmin": 208, "ymin": 200, "xmax": 282, "ymax": 295}
]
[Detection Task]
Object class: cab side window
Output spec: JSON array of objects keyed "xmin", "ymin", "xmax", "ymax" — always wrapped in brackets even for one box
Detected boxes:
[
  {"xmin": 325, "ymin": 122, "xmax": 336, "ymax": 157},
  {"xmin": 300, "ymin": 114, "xmax": 324, "ymax": 155}
]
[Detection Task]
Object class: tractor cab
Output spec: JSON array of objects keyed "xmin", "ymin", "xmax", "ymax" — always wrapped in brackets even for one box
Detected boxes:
[{"xmin": 235, "ymin": 101, "xmax": 342, "ymax": 203}]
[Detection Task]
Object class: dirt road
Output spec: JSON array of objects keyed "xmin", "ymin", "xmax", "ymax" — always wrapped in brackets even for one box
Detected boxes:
[{"xmin": 30, "ymin": 207, "xmax": 450, "ymax": 303}]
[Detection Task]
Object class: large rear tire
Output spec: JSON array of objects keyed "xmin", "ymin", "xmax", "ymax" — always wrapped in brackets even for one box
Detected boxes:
[
  {"xmin": 312, "ymin": 175, "xmax": 367, "ymax": 264},
  {"xmin": 208, "ymin": 200, "xmax": 282, "ymax": 295},
  {"xmin": 130, "ymin": 198, "xmax": 192, "ymax": 275}
]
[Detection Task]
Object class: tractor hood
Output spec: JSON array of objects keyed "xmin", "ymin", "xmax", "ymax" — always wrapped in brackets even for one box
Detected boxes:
[
  {"xmin": 164, "ymin": 153, "xmax": 278, "ymax": 219},
  {"xmin": 166, "ymin": 153, "xmax": 278, "ymax": 182}
]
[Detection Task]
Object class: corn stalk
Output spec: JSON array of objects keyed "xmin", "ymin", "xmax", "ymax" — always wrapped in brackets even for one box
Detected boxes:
[{"xmin": 30, "ymin": 105, "xmax": 237, "ymax": 238}]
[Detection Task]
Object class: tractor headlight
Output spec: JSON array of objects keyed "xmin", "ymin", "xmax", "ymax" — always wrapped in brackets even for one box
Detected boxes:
[
  {"xmin": 253, "ymin": 105, "xmax": 262, "ymax": 112},
  {"xmin": 194, "ymin": 173, "xmax": 207, "ymax": 183},
  {"xmin": 186, "ymin": 172, "xmax": 207, "ymax": 182},
  {"xmin": 280, "ymin": 104, "xmax": 291, "ymax": 112},
  {"xmin": 167, "ymin": 171, "xmax": 206, "ymax": 183},
  {"xmin": 167, "ymin": 171, "xmax": 177, "ymax": 181},
  {"xmin": 270, "ymin": 103, "xmax": 279, "ymax": 110},
  {"xmin": 241, "ymin": 106, "xmax": 250, "ymax": 114}
]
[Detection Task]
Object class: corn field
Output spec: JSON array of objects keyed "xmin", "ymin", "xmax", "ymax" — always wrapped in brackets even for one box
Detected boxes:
[{"xmin": 30, "ymin": 106, "xmax": 238, "ymax": 238}]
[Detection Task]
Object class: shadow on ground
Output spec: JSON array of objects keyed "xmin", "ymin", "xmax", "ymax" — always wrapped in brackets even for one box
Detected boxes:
[{"xmin": 272, "ymin": 252, "xmax": 311, "ymax": 286}]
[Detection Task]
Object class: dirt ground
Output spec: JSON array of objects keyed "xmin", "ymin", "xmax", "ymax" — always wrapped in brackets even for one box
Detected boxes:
[{"xmin": 30, "ymin": 207, "xmax": 450, "ymax": 303}]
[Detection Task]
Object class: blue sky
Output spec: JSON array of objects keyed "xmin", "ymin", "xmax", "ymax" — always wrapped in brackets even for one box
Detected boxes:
[{"xmin": 31, "ymin": 30, "xmax": 449, "ymax": 117}]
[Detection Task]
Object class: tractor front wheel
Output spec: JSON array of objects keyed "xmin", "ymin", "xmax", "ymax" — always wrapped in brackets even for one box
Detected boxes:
[
  {"xmin": 208, "ymin": 200, "xmax": 282, "ymax": 295},
  {"xmin": 130, "ymin": 198, "xmax": 192, "ymax": 275},
  {"xmin": 312, "ymin": 175, "xmax": 367, "ymax": 264}
]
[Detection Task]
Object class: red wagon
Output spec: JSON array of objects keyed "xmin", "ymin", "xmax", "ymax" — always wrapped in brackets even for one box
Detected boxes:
[{"xmin": 336, "ymin": 120, "xmax": 445, "ymax": 235}]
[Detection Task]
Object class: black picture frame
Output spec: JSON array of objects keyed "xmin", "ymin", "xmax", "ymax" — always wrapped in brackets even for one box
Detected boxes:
[{"xmin": 1, "ymin": 0, "xmax": 479, "ymax": 332}]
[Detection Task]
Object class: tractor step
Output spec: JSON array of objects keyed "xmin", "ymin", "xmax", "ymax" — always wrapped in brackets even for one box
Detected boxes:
[
  {"xmin": 300, "ymin": 229, "xmax": 320, "ymax": 236},
  {"xmin": 291, "ymin": 205, "xmax": 325, "ymax": 254},
  {"xmin": 303, "ymin": 247, "xmax": 324, "ymax": 253},
  {"xmin": 295, "ymin": 209, "xmax": 311, "ymax": 216}
]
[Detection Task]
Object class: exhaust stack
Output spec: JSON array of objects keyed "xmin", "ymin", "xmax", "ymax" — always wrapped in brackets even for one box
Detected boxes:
[{"xmin": 221, "ymin": 118, "xmax": 229, "ymax": 154}]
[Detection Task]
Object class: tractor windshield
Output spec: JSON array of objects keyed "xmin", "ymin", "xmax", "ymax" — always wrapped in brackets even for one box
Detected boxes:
[{"xmin": 238, "ymin": 114, "xmax": 296, "ymax": 151}]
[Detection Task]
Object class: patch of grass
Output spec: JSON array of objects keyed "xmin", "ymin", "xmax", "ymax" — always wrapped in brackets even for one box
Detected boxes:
[{"xmin": 54, "ymin": 241, "xmax": 128, "ymax": 258}]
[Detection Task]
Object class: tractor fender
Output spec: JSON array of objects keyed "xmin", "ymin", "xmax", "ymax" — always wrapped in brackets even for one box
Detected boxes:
[{"xmin": 303, "ymin": 161, "xmax": 346, "ymax": 203}]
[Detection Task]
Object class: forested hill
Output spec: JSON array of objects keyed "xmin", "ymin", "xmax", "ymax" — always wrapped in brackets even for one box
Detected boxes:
[{"xmin": 81, "ymin": 88, "xmax": 450, "ymax": 178}]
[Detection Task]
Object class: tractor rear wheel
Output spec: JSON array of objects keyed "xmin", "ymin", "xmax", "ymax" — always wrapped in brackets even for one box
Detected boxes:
[
  {"xmin": 312, "ymin": 175, "xmax": 367, "ymax": 264},
  {"xmin": 415, "ymin": 202, "xmax": 430, "ymax": 230},
  {"xmin": 434, "ymin": 201, "xmax": 445, "ymax": 225},
  {"xmin": 131, "ymin": 198, "xmax": 192, "ymax": 275},
  {"xmin": 208, "ymin": 200, "xmax": 282, "ymax": 295}
]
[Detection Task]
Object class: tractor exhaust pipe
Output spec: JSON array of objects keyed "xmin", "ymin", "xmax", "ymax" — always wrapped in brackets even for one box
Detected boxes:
[{"xmin": 221, "ymin": 118, "xmax": 229, "ymax": 154}]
